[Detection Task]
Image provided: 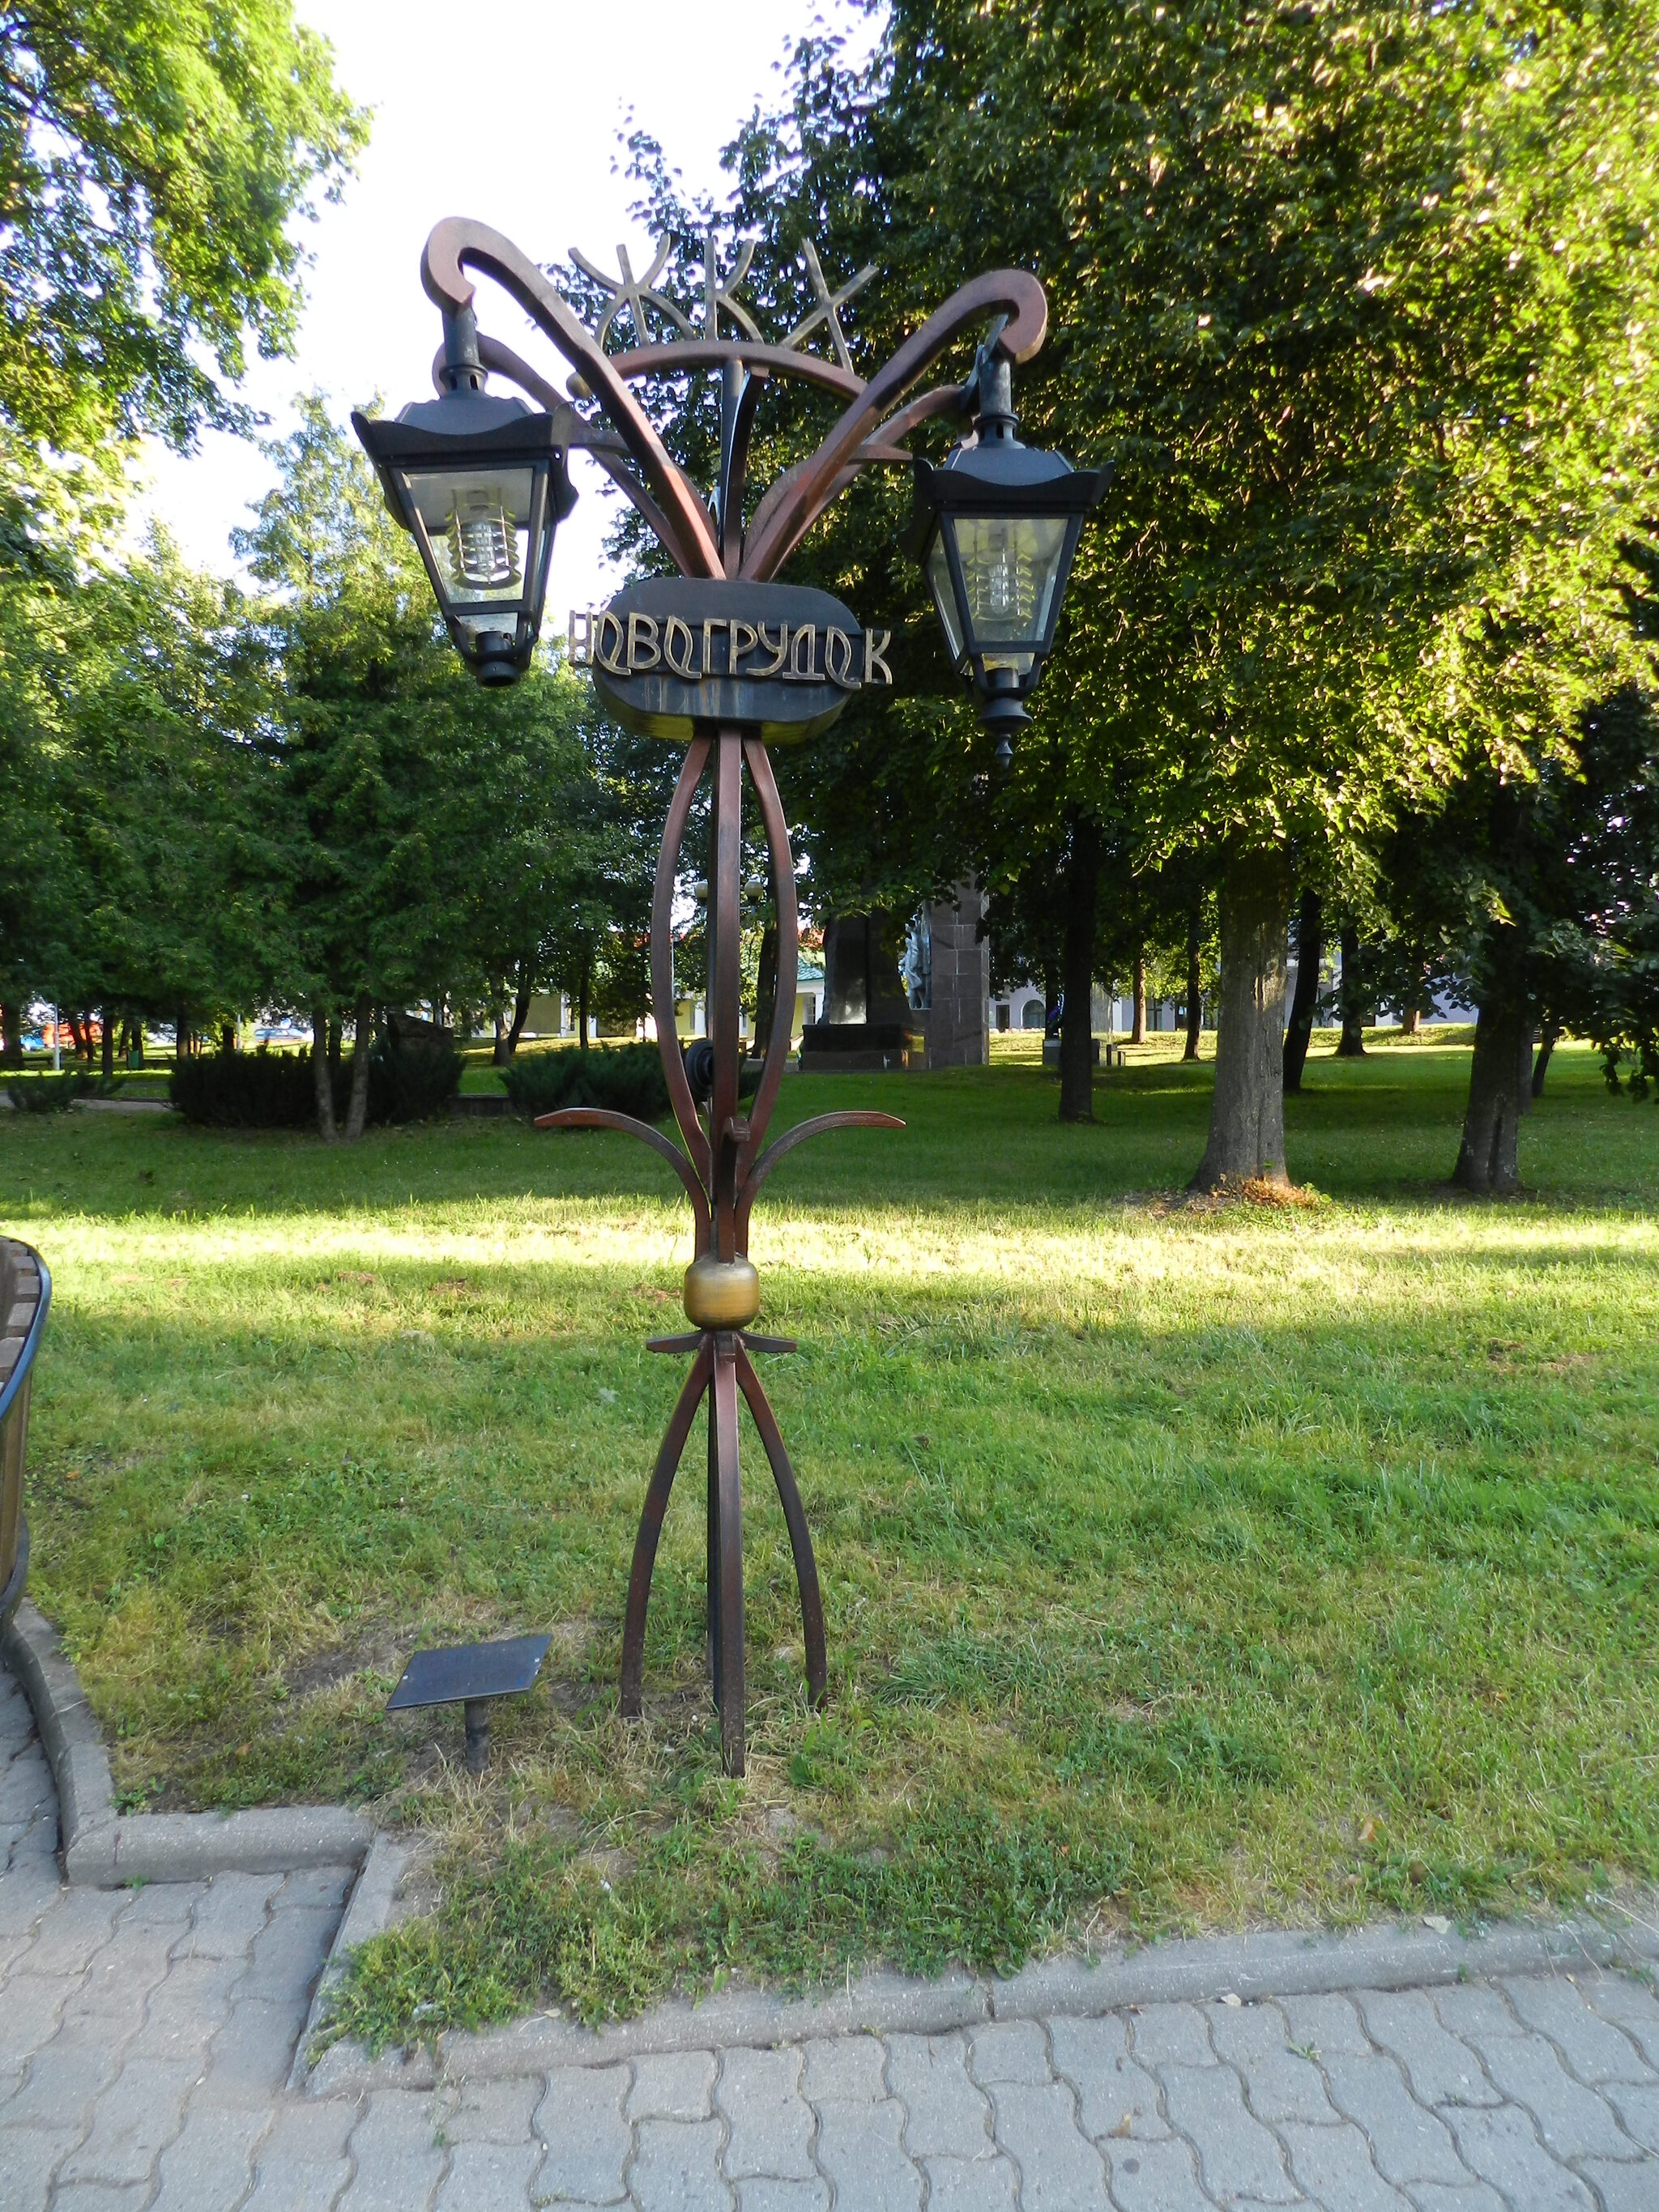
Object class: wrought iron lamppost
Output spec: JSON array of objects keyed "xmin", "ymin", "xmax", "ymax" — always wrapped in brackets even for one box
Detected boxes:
[{"xmin": 357, "ymin": 219, "xmax": 1098, "ymax": 1775}]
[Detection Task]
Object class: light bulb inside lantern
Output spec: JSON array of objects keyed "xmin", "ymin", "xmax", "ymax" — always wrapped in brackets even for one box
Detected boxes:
[{"xmin": 447, "ymin": 489, "xmax": 522, "ymax": 592}]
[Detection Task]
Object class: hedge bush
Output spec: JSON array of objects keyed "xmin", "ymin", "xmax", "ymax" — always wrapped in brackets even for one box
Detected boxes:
[
  {"xmin": 6, "ymin": 1072, "xmax": 92, "ymax": 1113},
  {"xmin": 500, "ymin": 1042, "xmax": 671, "ymax": 1122},
  {"xmin": 172, "ymin": 1043, "xmax": 462, "ymax": 1129}
]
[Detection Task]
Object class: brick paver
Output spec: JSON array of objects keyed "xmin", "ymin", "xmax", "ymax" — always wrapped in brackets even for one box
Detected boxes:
[{"xmin": 5, "ymin": 1657, "xmax": 1659, "ymax": 2208}]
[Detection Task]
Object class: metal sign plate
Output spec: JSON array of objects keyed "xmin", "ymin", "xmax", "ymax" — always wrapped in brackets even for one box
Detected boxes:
[
  {"xmin": 386, "ymin": 1633, "xmax": 552, "ymax": 1711},
  {"xmin": 570, "ymin": 578, "xmax": 893, "ymax": 744}
]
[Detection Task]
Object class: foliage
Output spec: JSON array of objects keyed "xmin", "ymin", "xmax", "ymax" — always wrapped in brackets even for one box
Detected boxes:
[
  {"xmin": 11, "ymin": 1044, "xmax": 1659, "ymax": 2028},
  {"xmin": 6, "ymin": 1070, "xmax": 88, "ymax": 1113},
  {"xmin": 616, "ymin": 2, "xmax": 1659, "ymax": 1161},
  {"xmin": 55, "ymin": 535, "xmax": 275, "ymax": 1030},
  {"xmin": 0, "ymin": 443, "xmax": 126, "ymax": 1037},
  {"xmin": 171, "ymin": 1042, "xmax": 460, "ymax": 1128},
  {"xmin": 844, "ymin": 0, "xmax": 1659, "ymax": 847},
  {"xmin": 0, "ymin": 0, "xmax": 366, "ymax": 458},
  {"xmin": 368, "ymin": 1041, "xmax": 463, "ymax": 1125},
  {"xmin": 499, "ymin": 1043, "xmax": 671, "ymax": 1123},
  {"xmin": 171, "ymin": 1047, "xmax": 316, "ymax": 1128},
  {"xmin": 1361, "ymin": 523, "xmax": 1659, "ymax": 1171}
]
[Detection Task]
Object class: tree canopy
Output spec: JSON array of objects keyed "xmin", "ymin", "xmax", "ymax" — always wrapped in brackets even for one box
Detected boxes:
[
  {"xmin": 609, "ymin": 0, "xmax": 1659, "ymax": 1172},
  {"xmin": 0, "ymin": 0, "xmax": 366, "ymax": 458}
]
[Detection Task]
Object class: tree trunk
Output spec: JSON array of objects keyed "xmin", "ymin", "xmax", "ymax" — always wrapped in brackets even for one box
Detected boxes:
[
  {"xmin": 1335, "ymin": 924, "xmax": 1367, "ymax": 1056},
  {"xmin": 0, "ymin": 1001, "xmax": 22, "ymax": 1068},
  {"xmin": 1183, "ymin": 908, "xmax": 1204, "ymax": 1061},
  {"xmin": 175, "ymin": 1004, "xmax": 190, "ymax": 1060},
  {"xmin": 1453, "ymin": 992, "xmax": 1529, "ymax": 1191},
  {"xmin": 1059, "ymin": 813, "xmax": 1101, "ymax": 1123},
  {"xmin": 500, "ymin": 965, "xmax": 532, "ymax": 1060},
  {"xmin": 1452, "ymin": 918, "xmax": 1530, "ymax": 1191},
  {"xmin": 1531, "ymin": 1019, "xmax": 1558, "ymax": 1099},
  {"xmin": 1401, "ymin": 1004, "xmax": 1420, "ymax": 1038},
  {"xmin": 578, "ymin": 954, "xmax": 591, "ymax": 1050},
  {"xmin": 754, "ymin": 920, "xmax": 779, "ymax": 1057},
  {"xmin": 343, "ymin": 991, "xmax": 373, "ymax": 1142},
  {"xmin": 1282, "ymin": 889, "xmax": 1323, "ymax": 1094},
  {"xmin": 218, "ymin": 1021, "xmax": 235, "ymax": 1058},
  {"xmin": 493, "ymin": 1010, "xmax": 510, "ymax": 1066},
  {"xmin": 1191, "ymin": 845, "xmax": 1293, "ymax": 1188},
  {"xmin": 1131, "ymin": 946, "xmax": 1146, "ymax": 1044},
  {"xmin": 101, "ymin": 1011, "xmax": 114, "ymax": 1081},
  {"xmin": 311, "ymin": 1004, "xmax": 338, "ymax": 1142}
]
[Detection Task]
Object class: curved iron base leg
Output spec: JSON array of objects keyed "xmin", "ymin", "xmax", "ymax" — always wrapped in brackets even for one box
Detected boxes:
[
  {"xmin": 622, "ymin": 1331, "xmax": 821, "ymax": 1775},
  {"xmin": 735, "ymin": 1345, "xmax": 827, "ymax": 1709},
  {"xmin": 620, "ymin": 1343, "xmax": 713, "ymax": 1719}
]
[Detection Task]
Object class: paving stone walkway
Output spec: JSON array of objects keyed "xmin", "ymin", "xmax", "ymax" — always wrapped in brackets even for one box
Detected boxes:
[{"xmin": 6, "ymin": 1661, "xmax": 1659, "ymax": 2209}]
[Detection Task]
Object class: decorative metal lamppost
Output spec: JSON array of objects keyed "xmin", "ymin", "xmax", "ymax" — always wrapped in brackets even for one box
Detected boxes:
[{"xmin": 358, "ymin": 219, "xmax": 1099, "ymax": 1774}]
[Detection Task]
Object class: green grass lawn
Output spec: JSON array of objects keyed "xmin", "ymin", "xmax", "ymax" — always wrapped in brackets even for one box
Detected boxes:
[{"xmin": 4, "ymin": 1036, "xmax": 1658, "ymax": 2040}]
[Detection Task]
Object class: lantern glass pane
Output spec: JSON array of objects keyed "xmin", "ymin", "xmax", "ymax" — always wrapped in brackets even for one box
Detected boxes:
[
  {"xmin": 925, "ymin": 533, "xmax": 965, "ymax": 665},
  {"xmin": 954, "ymin": 514, "xmax": 1068, "ymax": 670},
  {"xmin": 406, "ymin": 468, "xmax": 538, "ymax": 610}
]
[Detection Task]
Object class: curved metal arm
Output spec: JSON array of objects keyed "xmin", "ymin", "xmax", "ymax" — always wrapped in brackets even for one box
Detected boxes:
[
  {"xmin": 737, "ymin": 735, "xmax": 798, "ymax": 1185},
  {"xmin": 720, "ymin": 370, "xmax": 767, "ymax": 575},
  {"xmin": 535, "ymin": 1107, "xmax": 711, "ymax": 1249},
  {"xmin": 422, "ymin": 218, "xmax": 723, "ymax": 578},
  {"xmin": 737, "ymin": 1110, "xmax": 904, "ymax": 1247},
  {"xmin": 587, "ymin": 447, "xmax": 708, "ymax": 581},
  {"xmin": 608, "ymin": 340, "xmax": 861, "ymax": 402},
  {"xmin": 653, "ymin": 737, "xmax": 714, "ymax": 1191},
  {"xmin": 860, "ymin": 382, "xmax": 970, "ymax": 455},
  {"xmin": 740, "ymin": 385, "xmax": 968, "ymax": 568},
  {"xmin": 741, "ymin": 269, "xmax": 1047, "ymax": 581},
  {"xmin": 441, "ymin": 330, "xmax": 710, "ymax": 578}
]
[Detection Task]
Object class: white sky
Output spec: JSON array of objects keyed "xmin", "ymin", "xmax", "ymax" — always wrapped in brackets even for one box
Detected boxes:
[{"xmin": 135, "ymin": 0, "xmax": 882, "ymax": 611}]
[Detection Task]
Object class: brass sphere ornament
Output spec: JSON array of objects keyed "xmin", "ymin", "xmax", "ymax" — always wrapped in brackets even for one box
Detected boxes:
[{"xmin": 683, "ymin": 1253, "xmax": 761, "ymax": 1330}]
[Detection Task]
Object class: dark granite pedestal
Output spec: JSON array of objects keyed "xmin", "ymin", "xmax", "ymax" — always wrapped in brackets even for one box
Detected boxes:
[{"xmin": 798, "ymin": 1021, "xmax": 921, "ymax": 1073}]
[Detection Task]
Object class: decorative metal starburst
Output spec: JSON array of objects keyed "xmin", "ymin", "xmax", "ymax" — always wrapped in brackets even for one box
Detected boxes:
[{"xmin": 566, "ymin": 229, "xmax": 876, "ymax": 364}]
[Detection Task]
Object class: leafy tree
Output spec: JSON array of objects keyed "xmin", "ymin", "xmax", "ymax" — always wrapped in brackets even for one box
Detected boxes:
[
  {"xmin": 1371, "ymin": 530, "xmax": 1659, "ymax": 1185},
  {"xmin": 640, "ymin": 2, "xmax": 1659, "ymax": 1183},
  {"xmin": 0, "ymin": 0, "xmax": 365, "ymax": 457},
  {"xmin": 546, "ymin": 717, "xmax": 674, "ymax": 1048},
  {"xmin": 237, "ymin": 400, "xmax": 519, "ymax": 1136},
  {"xmin": 55, "ymin": 534, "xmax": 273, "ymax": 1050},
  {"xmin": 585, "ymin": 125, "xmax": 990, "ymax": 1039},
  {"xmin": 0, "ymin": 443, "xmax": 101, "ymax": 1056}
]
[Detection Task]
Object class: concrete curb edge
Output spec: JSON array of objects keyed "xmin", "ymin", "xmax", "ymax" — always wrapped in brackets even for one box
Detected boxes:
[
  {"xmin": 297, "ymin": 1834, "xmax": 1659, "ymax": 2095},
  {"xmin": 2, "ymin": 1598, "xmax": 373, "ymax": 1886},
  {"xmin": 289, "ymin": 1831, "xmax": 414, "ymax": 2093}
]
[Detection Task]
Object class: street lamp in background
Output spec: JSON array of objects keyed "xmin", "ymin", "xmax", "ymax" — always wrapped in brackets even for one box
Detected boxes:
[{"xmin": 360, "ymin": 219, "xmax": 1098, "ymax": 1773}]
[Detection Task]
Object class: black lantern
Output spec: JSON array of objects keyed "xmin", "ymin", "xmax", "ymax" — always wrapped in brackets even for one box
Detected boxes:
[
  {"xmin": 908, "ymin": 343, "xmax": 1107, "ymax": 758},
  {"xmin": 353, "ymin": 314, "xmax": 574, "ymax": 687}
]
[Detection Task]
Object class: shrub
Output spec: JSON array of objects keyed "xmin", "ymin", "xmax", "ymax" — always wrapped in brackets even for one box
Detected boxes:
[
  {"xmin": 172, "ymin": 1042, "xmax": 462, "ymax": 1129},
  {"xmin": 172, "ymin": 1048, "xmax": 314, "ymax": 1127},
  {"xmin": 6, "ymin": 1071, "xmax": 91, "ymax": 1113},
  {"xmin": 368, "ymin": 1042, "xmax": 462, "ymax": 1123},
  {"xmin": 500, "ymin": 1042, "xmax": 670, "ymax": 1123}
]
